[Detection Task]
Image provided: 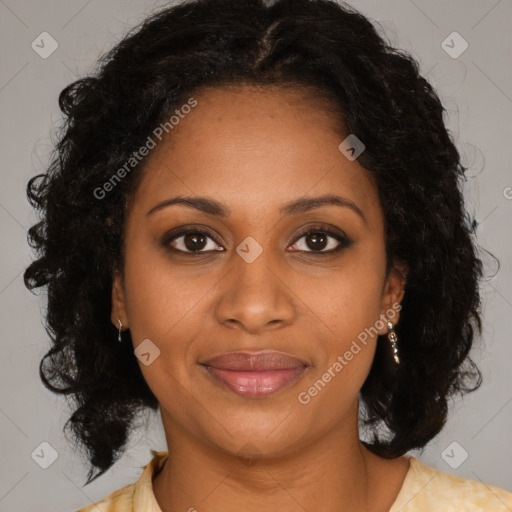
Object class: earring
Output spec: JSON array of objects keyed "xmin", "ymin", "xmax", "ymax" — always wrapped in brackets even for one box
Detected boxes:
[
  {"xmin": 386, "ymin": 319, "xmax": 400, "ymax": 364},
  {"xmin": 117, "ymin": 319, "xmax": 123, "ymax": 343}
]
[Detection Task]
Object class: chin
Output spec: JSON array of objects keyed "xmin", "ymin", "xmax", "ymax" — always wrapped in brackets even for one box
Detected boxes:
[{"xmin": 190, "ymin": 404, "xmax": 311, "ymax": 460}]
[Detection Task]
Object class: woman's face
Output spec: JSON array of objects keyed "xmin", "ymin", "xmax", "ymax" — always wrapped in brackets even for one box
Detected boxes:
[{"xmin": 112, "ymin": 85, "xmax": 406, "ymax": 458}]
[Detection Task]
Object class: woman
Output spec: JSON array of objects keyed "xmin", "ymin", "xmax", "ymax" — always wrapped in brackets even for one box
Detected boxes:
[{"xmin": 24, "ymin": 0, "xmax": 512, "ymax": 510}]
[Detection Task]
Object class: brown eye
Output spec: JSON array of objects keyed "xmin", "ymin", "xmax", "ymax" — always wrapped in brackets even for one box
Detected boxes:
[
  {"xmin": 288, "ymin": 228, "xmax": 352, "ymax": 255},
  {"xmin": 182, "ymin": 232, "xmax": 208, "ymax": 251},
  {"xmin": 304, "ymin": 232, "xmax": 329, "ymax": 251},
  {"xmin": 163, "ymin": 229, "xmax": 224, "ymax": 254}
]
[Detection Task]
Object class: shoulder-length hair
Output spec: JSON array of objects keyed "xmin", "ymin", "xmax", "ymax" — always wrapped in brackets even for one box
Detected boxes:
[{"xmin": 24, "ymin": 0, "xmax": 491, "ymax": 485}]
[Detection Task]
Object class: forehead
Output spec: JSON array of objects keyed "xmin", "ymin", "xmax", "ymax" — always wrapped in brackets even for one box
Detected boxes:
[{"xmin": 130, "ymin": 85, "xmax": 381, "ymax": 227}]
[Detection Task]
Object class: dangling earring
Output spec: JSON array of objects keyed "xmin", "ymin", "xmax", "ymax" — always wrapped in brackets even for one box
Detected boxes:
[
  {"xmin": 117, "ymin": 319, "xmax": 123, "ymax": 343},
  {"xmin": 386, "ymin": 319, "xmax": 400, "ymax": 364}
]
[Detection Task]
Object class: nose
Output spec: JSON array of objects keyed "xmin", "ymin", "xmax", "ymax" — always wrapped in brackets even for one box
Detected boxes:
[{"xmin": 214, "ymin": 250, "xmax": 296, "ymax": 334}]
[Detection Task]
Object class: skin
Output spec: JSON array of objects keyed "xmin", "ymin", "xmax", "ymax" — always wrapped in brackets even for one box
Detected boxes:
[{"xmin": 111, "ymin": 84, "xmax": 410, "ymax": 512}]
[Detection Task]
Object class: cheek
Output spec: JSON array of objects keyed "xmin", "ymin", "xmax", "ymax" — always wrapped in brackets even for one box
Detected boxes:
[
  {"xmin": 121, "ymin": 252, "xmax": 205, "ymax": 412},
  {"xmin": 122, "ymin": 239, "xmax": 210, "ymax": 340},
  {"xmin": 298, "ymin": 285, "xmax": 383, "ymax": 416},
  {"xmin": 121, "ymin": 241, "xmax": 216, "ymax": 394},
  {"xmin": 318, "ymin": 254, "xmax": 386, "ymax": 343},
  {"xmin": 307, "ymin": 251, "xmax": 385, "ymax": 389}
]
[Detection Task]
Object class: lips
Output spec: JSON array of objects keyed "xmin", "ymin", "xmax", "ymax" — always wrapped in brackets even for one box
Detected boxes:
[
  {"xmin": 200, "ymin": 351, "xmax": 308, "ymax": 398},
  {"xmin": 202, "ymin": 351, "xmax": 307, "ymax": 371}
]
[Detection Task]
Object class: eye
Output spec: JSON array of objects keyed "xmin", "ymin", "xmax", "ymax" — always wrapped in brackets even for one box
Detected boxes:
[
  {"xmin": 288, "ymin": 226, "xmax": 352, "ymax": 255},
  {"xmin": 162, "ymin": 228, "xmax": 224, "ymax": 254},
  {"xmin": 162, "ymin": 224, "xmax": 352, "ymax": 256}
]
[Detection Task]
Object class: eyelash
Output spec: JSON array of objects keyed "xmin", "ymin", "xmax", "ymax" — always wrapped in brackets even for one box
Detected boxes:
[{"xmin": 162, "ymin": 225, "xmax": 352, "ymax": 256}]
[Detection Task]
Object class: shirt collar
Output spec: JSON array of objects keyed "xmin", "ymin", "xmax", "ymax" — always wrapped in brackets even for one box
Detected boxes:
[{"xmin": 132, "ymin": 449, "xmax": 169, "ymax": 512}]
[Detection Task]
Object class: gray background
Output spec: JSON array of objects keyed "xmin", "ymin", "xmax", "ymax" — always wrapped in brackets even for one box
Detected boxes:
[{"xmin": 1, "ymin": 0, "xmax": 511, "ymax": 510}]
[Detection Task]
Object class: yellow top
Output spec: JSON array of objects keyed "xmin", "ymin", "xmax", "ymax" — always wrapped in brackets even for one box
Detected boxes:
[{"xmin": 76, "ymin": 449, "xmax": 512, "ymax": 511}]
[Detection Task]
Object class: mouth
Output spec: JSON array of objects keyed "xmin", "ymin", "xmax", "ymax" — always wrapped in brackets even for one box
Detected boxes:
[{"xmin": 199, "ymin": 351, "xmax": 309, "ymax": 398}]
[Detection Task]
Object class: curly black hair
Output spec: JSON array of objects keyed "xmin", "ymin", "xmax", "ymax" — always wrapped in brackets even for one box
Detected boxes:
[{"xmin": 24, "ymin": 0, "xmax": 494, "ymax": 486}]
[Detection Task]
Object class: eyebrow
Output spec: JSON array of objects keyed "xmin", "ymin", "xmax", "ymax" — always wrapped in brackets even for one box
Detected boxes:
[{"xmin": 146, "ymin": 194, "xmax": 367, "ymax": 223}]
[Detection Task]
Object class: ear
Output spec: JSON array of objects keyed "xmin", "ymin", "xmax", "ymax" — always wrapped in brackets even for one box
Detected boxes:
[
  {"xmin": 377, "ymin": 260, "xmax": 408, "ymax": 335},
  {"xmin": 111, "ymin": 268, "xmax": 129, "ymax": 329}
]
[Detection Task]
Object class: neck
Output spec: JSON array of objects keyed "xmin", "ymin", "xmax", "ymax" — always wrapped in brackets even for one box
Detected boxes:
[{"xmin": 152, "ymin": 409, "xmax": 405, "ymax": 512}]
